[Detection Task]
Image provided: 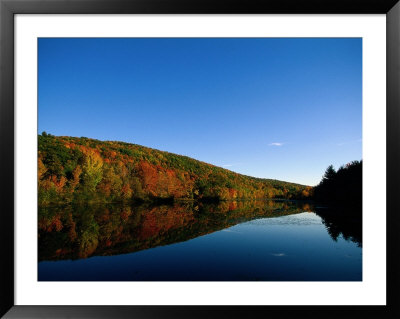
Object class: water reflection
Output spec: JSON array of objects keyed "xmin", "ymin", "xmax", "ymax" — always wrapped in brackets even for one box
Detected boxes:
[
  {"xmin": 38, "ymin": 200, "xmax": 361, "ymax": 262},
  {"xmin": 314, "ymin": 206, "xmax": 362, "ymax": 247}
]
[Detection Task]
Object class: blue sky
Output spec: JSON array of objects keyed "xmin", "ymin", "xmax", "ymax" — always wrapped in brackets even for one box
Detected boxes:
[{"xmin": 38, "ymin": 38, "xmax": 362, "ymax": 186}]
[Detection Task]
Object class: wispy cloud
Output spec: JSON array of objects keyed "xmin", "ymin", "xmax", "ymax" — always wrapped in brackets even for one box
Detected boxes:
[
  {"xmin": 269, "ymin": 142, "xmax": 284, "ymax": 146},
  {"xmin": 337, "ymin": 138, "xmax": 362, "ymax": 146},
  {"xmin": 222, "ymin": 162, "xmax": 241, "ymax": 168},
  {"xmin": 271, "ymin": 253, "xmax": 286, "ymax": 257}
]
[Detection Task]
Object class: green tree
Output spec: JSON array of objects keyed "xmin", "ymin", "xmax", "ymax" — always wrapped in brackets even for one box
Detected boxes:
[{"xmin": 82, "ymin": 150, "xmax": 103, "ymax": 193}]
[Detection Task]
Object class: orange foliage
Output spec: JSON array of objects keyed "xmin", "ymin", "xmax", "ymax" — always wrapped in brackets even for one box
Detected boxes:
[
  {"xmin": 228, "ymin": 201, "xmax": 238, "ymax": 211},
  {"xmin": 69, "ymin": 165, "xmax": 82, "ymax": 191},
  {"xmin": 138, "ymin": 161, "xmax": 159, "ymax": 196},
  {"xmin": 51, "ymin": 175, "xmax": 67, "ymax": 193},
  {"xmin": 229, "ymin": 188, "xmax": 238, "ymax": 199},
  {"xmin": 138, "ymin": 206, "xmax": 195, "ymax": 240},
  {"xmin": 121, "ymin": 184, "xmax": 133, "ymax": 199}
]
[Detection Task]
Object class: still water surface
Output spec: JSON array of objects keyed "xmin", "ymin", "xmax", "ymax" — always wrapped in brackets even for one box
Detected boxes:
[{"xmin": 38, "ymin": 200, "xmax": 361, "ymax": 281}]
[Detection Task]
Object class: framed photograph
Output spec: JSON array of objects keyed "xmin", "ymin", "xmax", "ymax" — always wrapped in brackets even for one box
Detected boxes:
[{"xmin": 1, "ymin": 0, "xmax": 399, "ymax": 318}]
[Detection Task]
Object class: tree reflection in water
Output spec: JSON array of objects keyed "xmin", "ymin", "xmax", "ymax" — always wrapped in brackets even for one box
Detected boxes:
[
  {"xmin": 314, "ymin": 206, "xmax": 362, "ymax": 247},
  {"xmin": 38, "ymin": 200, "xmax": 362, "ymax": 261}
]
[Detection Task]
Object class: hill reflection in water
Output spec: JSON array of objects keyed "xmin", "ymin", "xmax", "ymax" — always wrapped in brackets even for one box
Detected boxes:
[{"xmin": 38, "ymin": 200, "xmax": 361, "ymax": 262}]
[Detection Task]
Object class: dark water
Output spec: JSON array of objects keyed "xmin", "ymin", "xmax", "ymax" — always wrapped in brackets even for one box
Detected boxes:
[{"xmin": 38, "ymin": 200, "xmax": 362, "ymax": 281}]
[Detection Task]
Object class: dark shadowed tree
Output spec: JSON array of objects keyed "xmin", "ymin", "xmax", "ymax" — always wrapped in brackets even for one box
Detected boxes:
[{"xmin": 314, "ymin": 160, "xmax": 362, "ymax": 207}]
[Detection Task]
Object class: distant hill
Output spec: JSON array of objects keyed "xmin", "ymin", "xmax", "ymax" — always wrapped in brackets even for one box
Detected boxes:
[{"xmin": 38, "ymin": 134, "xmax": 312, "ymax": 205}]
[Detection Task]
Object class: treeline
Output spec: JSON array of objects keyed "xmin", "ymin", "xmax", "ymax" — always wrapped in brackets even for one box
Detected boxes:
[
  {"xmin": 38, "ymin": 133, "xmax": 312, "ymax": 205},
  {"xmin": 313, "ymin": 160, "xmax": 362, "ymax": 207}
]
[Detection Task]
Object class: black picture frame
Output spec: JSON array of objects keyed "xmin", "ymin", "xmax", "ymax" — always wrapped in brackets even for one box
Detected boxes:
[{"xmin": 1, "ymin": 0, "xmax": 399, "ymax": 318}]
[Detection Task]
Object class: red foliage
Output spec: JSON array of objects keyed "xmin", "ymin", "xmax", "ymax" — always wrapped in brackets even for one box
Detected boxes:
[
  {"xmin": 138, "ymin": 206, "xmax": 194, "ymax": 240},
  {"xmin": 138, "ymin": 161, "xmax": 160, "ymax": 196},
  {"xmin": 228, "ymin": 201, "xmax": 238, "ymax": 211}
]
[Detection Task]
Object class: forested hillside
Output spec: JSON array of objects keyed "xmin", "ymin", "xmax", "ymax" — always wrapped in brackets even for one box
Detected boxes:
[{"xmin": 38, "ymin": 134, "xmax": 312, "ymax": 206}]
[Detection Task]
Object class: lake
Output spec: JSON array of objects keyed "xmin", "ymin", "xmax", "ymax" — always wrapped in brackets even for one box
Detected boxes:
[{"xmin": 38, "ymin": 200, "xmax": 362, "ymax": 281}]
